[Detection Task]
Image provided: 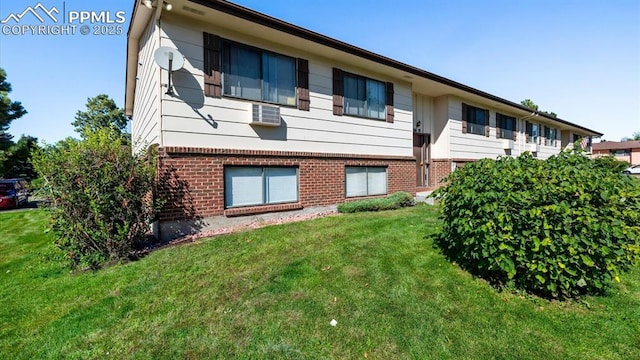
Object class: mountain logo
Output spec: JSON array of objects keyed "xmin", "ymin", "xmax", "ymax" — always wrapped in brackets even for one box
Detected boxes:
[{"xmin": 1, "ymin": 3, "xmax": 60, "ymax": 24}]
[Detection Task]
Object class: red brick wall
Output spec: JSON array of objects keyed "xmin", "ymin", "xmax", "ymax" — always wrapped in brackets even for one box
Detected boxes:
[
  {"xmin": 429, "ymin": 158, "xmax": 475, "ymax": 189},
  {"xmin": 156, "ymin": 147, "xmax": 416, "ymax": 221}
]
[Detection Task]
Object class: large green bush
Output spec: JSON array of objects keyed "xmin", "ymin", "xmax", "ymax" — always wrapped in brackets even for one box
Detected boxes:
[
  {"xmin": 32, "ymin": 128, "xmax": 161, "ymax": 269},
  {"xmin": 432, "ymin": 150, "xmax": 640, "ymax": 299}
]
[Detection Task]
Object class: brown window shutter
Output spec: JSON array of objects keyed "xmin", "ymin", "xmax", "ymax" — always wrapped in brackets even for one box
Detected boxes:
[
  {"xmin": 496, "ymin": 115, "xmax": 502, "ymax": 139},
  {"xmin": 203, "ymin": 32, "xmax": 222, "ymax": 98},
  {"xmin": 484, "ymin": 109, "xmax": 490, "ymax": 137},
  {"xmin": 525, "ymin": 121, "xmax": 531, "ymax": 143},
  {"xmin": 332, "ymin": 68, "xmax": 343, "ymax": 116},
  {"xmin": 297, "ymin": 58, "xmax": 310, "ymax": 111},
  {"xmin": 386, "ymin": 82, "xmax": 394, "ymax": 123},
  {"xmin": 461, "ymin": 103, "xmax": 468, "ymax": 134}
]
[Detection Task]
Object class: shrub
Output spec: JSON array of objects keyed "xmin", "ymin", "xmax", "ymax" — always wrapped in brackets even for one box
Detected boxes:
[
  {"xmin": 337, "ymin": 191, "xmax": 415, "ymax": 213},
  {"xmin": 32, "ymin": 128, "xmax": 161, "ymax": 269},
  {"xmin": 432, "ymin": 150, "xmax": 640, "ymax": 299}
]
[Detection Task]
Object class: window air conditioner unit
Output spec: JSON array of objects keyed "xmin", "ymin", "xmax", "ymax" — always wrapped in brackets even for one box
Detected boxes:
[
  {"xmin": 527, "ymin": 143, "xmax": 540, "ymax": 153},
  {"xmin": 502, "ymin": 139, "xmax": 514, "ymax": 150},
  {"xmin": 250, "ymin": 104, "xmax": 281, "ymax": 127}
]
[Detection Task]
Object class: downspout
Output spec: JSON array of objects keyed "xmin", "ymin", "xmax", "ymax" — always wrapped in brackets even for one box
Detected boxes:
[
  {"xmin": 519, "ymin": 112, "xmax": 539, "ymax": 155},
  {"xmin": 155, "ymin": 4, "xmax": 164, "ymax": 147}
]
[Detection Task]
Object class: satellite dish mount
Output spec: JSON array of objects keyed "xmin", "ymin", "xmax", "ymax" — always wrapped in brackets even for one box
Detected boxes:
[{"xmin": 153, "ymin": 46, "xmax": 185, "ymax": 95}]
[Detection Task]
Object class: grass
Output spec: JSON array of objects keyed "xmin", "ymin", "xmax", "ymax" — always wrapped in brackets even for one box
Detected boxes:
[{"xmin": 1, "ymin": 205, "xmax": 639, "ymax": 359}]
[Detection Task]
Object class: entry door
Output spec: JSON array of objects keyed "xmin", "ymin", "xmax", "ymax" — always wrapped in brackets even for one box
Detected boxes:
[{"xmin": 413, "ymin": 134, "xmax": 429, "ymax": 187}]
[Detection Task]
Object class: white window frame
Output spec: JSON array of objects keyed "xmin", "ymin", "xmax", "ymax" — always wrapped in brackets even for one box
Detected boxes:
[
  {"xmin": 224, "ymin": 166, "xmax": 299, "ymax": 208},
  {"xmin": 345, "ymin": 166, "xmax": 388, "ymax": 197}
]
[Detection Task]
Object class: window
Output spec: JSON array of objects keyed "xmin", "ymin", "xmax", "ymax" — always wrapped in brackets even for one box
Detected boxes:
[
  {"xmin": 526, "ymin": 122, "xmax": 539, "ymax": 144},
  {"xmin": 612, "ymin": 149, "xmax": 630, "ymax": 157},
  {"xmin": 462, "ymin": 104, "xmax": 488, "ymax": 136},
  {"xmin": 224, "ymin": 167, "xmax": 298, "ymax": 208},
  {"xmin": 545, "ymin": 126, "xmax": 557, "ymax": 146},
  {"xmin": 222, "ymin": 42, "xmax": 296, "ymax": 106},
  {"xmin": 496, "ymin": 113, "xmax": 516, "ymax": 139},
  {"xmin": 345, "ymin": 167, "xmax": 387, "ymax": 197},
  {"xmin": 342, "ymin": 72, "xmax": 387, "ymax": 120}
]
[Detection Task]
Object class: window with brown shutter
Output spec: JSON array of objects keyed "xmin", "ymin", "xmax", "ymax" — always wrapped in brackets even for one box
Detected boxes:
[
  {"xmin": 203, "ymin": 32, "xmax": 222, "ymax": 98},
  {"xmin": 297, "ymin": 58, "xmax": 309, "ymax": 111},
  {"xmin": 496, "ymin": 113, "xmax": 516, "ymax": 139},
  {"xmin": 332, "ymin": 68, "xmax": 344, "ymax": 116},
  {"xmin": 462, "ymin": 103, "xmax": 488, "ymax": 136},
  {"xmin": 462, "ymin": 103, "xmax": 468, "ymax": 134}
]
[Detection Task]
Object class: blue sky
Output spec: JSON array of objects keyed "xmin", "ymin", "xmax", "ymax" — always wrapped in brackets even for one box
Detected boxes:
[{"xmin": 0, "ymin": 0, "xmax": 638, "ymax": 143}]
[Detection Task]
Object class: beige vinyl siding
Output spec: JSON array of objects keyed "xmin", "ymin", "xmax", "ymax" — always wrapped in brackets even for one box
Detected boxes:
[
  {"xmin": 448, "ymin": 97, "xmax": 506, "ymax": 159},
  {"xmin": 430, "ymin": 95, "xmax": 450, "ymax": 158},
  {"xmin": 156, "ymin": 17, "xmax": 412, "ymax": 157},
  {"xmin": 131, "ymin": 17, "xmax": 160, "ymax": 153}
]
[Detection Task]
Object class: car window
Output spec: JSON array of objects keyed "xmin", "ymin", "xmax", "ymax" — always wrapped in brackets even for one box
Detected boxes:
[{"xmin": 0, "ymin": 183, "xmax": 14, "ymax": 195}]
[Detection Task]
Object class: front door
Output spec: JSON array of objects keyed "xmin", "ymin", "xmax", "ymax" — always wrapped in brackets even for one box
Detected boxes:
[{"xmin": 413, "ymin": 134, "xmax": 429, "ymax": 187}]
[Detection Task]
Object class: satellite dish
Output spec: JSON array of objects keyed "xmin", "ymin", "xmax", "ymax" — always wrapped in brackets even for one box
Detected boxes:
[
  {"xmin": 153, "ymin": 46, "xmax": 184, "ymax": 95},
  {"xmin": 154, "ymin": 46, "xmax": 184, "ymax": 71}
]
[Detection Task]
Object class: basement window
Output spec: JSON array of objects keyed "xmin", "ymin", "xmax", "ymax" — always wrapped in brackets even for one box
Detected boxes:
[
  {"xmin": 224, "ymin": 167, "xmax": 298, "ymax": 208},
  {"xmin": 345, "ymin": 167, "xmax": 387, "ymax": 197}
]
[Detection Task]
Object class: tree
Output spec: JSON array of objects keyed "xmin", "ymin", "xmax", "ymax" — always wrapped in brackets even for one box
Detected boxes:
[
  {"xmin": 0, "ymin": 68, "xmax": 27, "ymax": 151},
  {"xmin": 0, "ymin": 68, "xmax": 31, "ymax": 178},
  {"xmin": 520, "ymin": 99, "xmax": 557, "ymax": 118},
  {"xmin": 0, "ymin": 135, "xmax": 39, "ymax": 179},
  {"xmin": 72, "ymin": 94, "xmax": 128, "ymax": 139},
  {"xmin": 520, "ymin": 99, "xmax": 539, "ymax": 111}
]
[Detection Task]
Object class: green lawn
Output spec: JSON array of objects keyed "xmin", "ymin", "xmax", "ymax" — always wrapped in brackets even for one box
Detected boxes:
[{"xmin": 1, "ymin": 205, "xmax": 638, "ymax": 359}]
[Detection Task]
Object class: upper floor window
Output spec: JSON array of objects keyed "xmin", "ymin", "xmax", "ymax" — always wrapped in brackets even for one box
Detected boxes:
[
  {"xmin": 342, "ymin": 72, "xmax": 387, "ymax": 120},
  {"xmin": 545, "ymin": 126, "xmax": 557, "ymax": 146},
  {"xmin": 222, "ymin": 41, "xmax": 296, "ymax": 106},
  {"xmin": 496, "ymin": 113, "xmax": 516, "ymax": 139},
  {"xmin": 526, "ymin": 122, "xmax": 539, "ymax": 144},
  {"xmin": 462, "ymin": 104, "xmax": 488, "ymax": 136}
]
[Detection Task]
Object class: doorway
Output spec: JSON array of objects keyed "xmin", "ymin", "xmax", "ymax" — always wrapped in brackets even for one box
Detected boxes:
[{"xmin": 413, "ymin": 134, "xmax": 430, "ymax": 187}]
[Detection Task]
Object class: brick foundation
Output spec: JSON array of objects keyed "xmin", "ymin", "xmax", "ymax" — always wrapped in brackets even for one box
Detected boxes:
[
  {"xmin": 156, "ymin": 147, "xmax": 416, "ymax": 222},
  {"xmin": 429, "ymin": 158, "xmax": 476, "ymax": 188}
]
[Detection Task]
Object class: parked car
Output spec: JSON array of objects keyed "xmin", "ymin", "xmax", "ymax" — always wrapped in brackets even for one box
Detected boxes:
[
  {"xmin": 0, "ymin": 178, "xmax": 29, "ymax": 209},
  {"xmin": 622, "ymin": 164, "xmax": 640, "ymax": 175}
]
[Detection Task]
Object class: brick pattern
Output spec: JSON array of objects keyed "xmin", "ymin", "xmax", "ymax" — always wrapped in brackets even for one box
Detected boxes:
[
  {"xmin": 429, "ymin": 158, "xmax": 475, "ymax": 188},
  {"xmin": 156, "ymin": 147, "xmax": 416, "ymax": 221}
]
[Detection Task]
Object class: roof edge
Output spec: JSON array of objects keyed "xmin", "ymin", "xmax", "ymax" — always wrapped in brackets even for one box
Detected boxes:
[{"xmin": 188, "ymin": 0, "xmax": 602, "ymax": 136}]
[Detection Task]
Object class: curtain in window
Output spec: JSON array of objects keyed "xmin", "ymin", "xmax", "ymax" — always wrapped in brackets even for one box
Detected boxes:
[
  {"xmin": 346, "ymin": 167, "xmax": 367, "ymax": 197},
  {"xmin": 366, "ymin": 79, "xmax": 386, "ymax": 120},
  {"xmin": 346, "ymin": 167, "xmax": 387, "ymax": 197},
  {"xmin": 265, "ymin": 168, "xmax": 297, "ymax": 203},
  {"xmin": 263, "ymin": 54, "xmax": 296, "ymax": 106},
  {"xmin": 223, "ymin": 44, "xmax": 261, "ymax": 101},
  {"xmin": 344, "ymin": 75, "xmax": 366, "ymax": 117},
  {"xmin": 366, "ymin": 167, "xmax": 387, "ymax": 195},
  {"xmin": 225, "ymin": 167, "xmax": 263, "ymax": 207}
]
